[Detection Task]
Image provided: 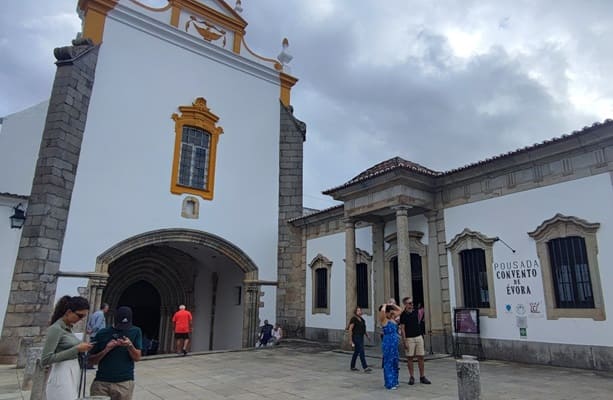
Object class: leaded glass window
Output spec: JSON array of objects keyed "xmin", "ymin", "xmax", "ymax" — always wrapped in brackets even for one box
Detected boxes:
[{"xmin": 178, "ymin": 126, "xmax": 210, "ymax": 190}]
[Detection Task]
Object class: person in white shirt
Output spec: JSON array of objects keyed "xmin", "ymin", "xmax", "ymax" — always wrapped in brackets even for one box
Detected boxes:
[{"xmin": 270, "ymin": 324, "xmax": 283, "ymax": 345}]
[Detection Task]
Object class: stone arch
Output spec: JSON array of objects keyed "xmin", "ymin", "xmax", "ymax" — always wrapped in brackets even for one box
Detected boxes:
[
  {"xmin": 96, "ymin": 228, "xmax": 259, "ymax": 274},
  {"xmin": 91, "ymin": 228, "xmax": 260, "ymax": 351}
]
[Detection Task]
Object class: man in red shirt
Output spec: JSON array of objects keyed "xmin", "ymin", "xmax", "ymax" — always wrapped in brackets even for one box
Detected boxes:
[{"xmin": 172, "ymin": 305, "xmax": 192, "ymax": 356}]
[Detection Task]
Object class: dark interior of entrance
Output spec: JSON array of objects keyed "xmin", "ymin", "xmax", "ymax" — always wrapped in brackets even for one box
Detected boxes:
[
  {"xmin": 117, "ymin": 280, "xmax": 161, "ymax": 341},
  {"xmin": 391, "ymin": 254, "xmax": 424, "ymax": 307}
]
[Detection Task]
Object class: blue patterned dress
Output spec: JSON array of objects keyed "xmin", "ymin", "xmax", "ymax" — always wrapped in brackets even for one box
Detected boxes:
[{"xmin": 381, "ymin": 320, "xmax": 399, "ymax": 389}]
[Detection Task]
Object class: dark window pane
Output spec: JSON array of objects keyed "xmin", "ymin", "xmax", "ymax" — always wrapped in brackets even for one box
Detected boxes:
[
  {"xmin": 460, "ymin": 248, "xmax": 489, "ymax": 308},
  {"xmin": 315, "ymin": 268, "xmax": 328, "ymax": 309},
  {"xmin": 391, "ymin": 257, "xmax": 399, "ymax": 305},
  {"xmin": 356, "ymin": 263, "xmax": 368, "ymax": 309},
  {"xmin": 548, "ymin": 236, "xmax": 594, "ymax": 308},
  {"xmin": 411, "ymin": 253, "xmax": 424, "ymax": 308}
]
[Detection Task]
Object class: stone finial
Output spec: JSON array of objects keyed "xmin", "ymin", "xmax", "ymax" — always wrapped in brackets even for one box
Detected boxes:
[
  {"xmin": 277, "ymin": 38, "xmax": 293, "ymax": 71},
  {"xmin": 54, "ymin": 37, "xmax": 95, "ymax": 61},
  {"xmin": 234, "ymin": 0, "xmax": 243, "ymax": 13}
]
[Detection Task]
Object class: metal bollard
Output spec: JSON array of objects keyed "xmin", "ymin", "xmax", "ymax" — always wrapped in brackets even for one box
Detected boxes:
[{"xmin": 456, "ymin": 355, "xmax": 481, "ymax": 400}]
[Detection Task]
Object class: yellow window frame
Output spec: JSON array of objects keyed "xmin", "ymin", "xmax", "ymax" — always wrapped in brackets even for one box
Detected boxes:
[{"xmin": 171, "ymin": 97, "xmax": 223, "ymax": 200}]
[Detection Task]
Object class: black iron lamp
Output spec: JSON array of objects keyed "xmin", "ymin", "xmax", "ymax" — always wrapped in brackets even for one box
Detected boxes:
[{"xmin": 9, "ymin": 203, "xmax": 26, "ymax": 229}]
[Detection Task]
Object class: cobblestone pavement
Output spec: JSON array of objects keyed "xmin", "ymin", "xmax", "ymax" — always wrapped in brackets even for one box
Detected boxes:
[{"xmin": 1, "ymin": 341, "xmax": 613, "ymax": 399}]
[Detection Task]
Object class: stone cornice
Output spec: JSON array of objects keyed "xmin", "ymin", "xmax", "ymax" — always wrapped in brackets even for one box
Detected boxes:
[
  {"xmin": 446, "ymin": 228, "xmax": 498, "ymax": 251},
  {"xmin": 528, "ymin": 213, "xmax": 600, "ymax": 241}
]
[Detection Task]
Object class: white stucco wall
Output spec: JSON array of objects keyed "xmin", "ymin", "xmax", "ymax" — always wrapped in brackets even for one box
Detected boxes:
[
  {"xmin": 0, "ymin": 101, "xmax": 49, "ymax": 196},
  {"xmin": 54, "ymin": 9, "xmax": 282, "ymax": 346},
  {"xmin": 306, "ymin": 226, "xmax": 376, "ymax": 331},
  {"xmin": 445, "ymin": 172, "xmax": 613, "ymax": 346}
]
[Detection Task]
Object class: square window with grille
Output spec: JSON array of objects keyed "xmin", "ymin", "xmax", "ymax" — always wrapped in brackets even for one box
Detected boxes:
[
  {"xmin": 460, "ymin": 248, "xmax": 490, "ymax": 308},
  {"xmin": 356, "ymin": 263, "xmax": 369, "ymax": 309},
  {"xmin": 315, "ymin": 268, "xmax": 328, "ymax": 309},
  {"xmin": 547, "ymin": 236, "xmax": 594, "ymax": 309},
  {"xmin": 178, "ymin": 126, "xmax": 211, "ymax": 190}
]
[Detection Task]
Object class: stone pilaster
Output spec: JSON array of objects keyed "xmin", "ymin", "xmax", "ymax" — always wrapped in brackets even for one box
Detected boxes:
[
  {"xmin": 426, "ymin": 210, "xmax": 446, "ymax": 352},
  {"xmin": 0, "ymin": 39, "xmax": 99, "ymax": 364},
  {"xmin": 344, "ymin": 219, "xmax": 356, "ymax": 323},
  {"xmin": 243, "ymin": 283, "xmax": 260, "ymax": 347},
  {"xmin": 276, "ymin": 103, "xmax": 306, "ymax": 337},
  {"xmin": 371, "ymin": 221, "xmax": 385, "ymax": 308},
  {"xmin": 394, "ymin": 206, "xmax": 412, "ymax": 301}
]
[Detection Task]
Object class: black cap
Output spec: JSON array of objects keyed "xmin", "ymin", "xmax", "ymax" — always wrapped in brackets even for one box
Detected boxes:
[{"xmin": 115, "ymin": 306, "xmax": 133, "ymax": 330}]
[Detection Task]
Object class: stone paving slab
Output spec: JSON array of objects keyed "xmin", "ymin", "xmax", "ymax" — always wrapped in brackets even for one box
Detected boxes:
[{"xmin": 1, "ymin": 342, "xmax": 613, "ymax": 399}]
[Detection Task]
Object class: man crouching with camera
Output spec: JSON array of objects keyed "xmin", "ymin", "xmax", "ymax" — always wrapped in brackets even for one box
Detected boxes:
[{"xmin": 89, "ymin": 306, "xmax": 142, "ymax": 400}]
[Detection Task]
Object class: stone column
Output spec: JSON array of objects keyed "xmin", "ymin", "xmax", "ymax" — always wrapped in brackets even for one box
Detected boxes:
[
  {"xmin": 372, "ymin": 221, "xmax": 386, "ymax": 309},
  {"xmin": 457, "ymin": 355, "xmax": 481, "ymax": 400},
  {"xmin": 426, "ymin": 211, "xmax": 444, "ymax": 339},
  {"xmin": 394, "ymin": 206, "xmax": 412, "ymax": 301},
  {"xmin": 0, "ymin": 39, "xmax": 99, "ymax": 364},
  {"xmin": 345, "ymin": 218, "xmax": 357, "ymax": 323}
]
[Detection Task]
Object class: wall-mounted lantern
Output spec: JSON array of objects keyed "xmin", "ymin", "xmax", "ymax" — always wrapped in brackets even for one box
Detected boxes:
[{"xmin": 9, "ymin": 203, "xmax": 26, "ymax": 229}]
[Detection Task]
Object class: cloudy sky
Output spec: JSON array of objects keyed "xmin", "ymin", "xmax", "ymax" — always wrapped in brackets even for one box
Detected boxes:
[{"xmin": 1, "ymin": 0, "xmax": 612, "ymax": 209}]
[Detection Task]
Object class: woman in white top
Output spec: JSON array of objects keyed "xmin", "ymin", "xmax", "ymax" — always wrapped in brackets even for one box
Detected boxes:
[{"xmin": 271, "ymin": 324, "xmax": 283, "ymax": 345}]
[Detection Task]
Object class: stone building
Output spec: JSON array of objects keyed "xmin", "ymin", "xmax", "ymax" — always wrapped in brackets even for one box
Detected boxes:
[
  {"xmin": 1, "ymin": 0, "xmax": 612, "ymax": 373},
  {"xmin": 294, "ymin": 120, "xmax": 613, "ymax": 370}
]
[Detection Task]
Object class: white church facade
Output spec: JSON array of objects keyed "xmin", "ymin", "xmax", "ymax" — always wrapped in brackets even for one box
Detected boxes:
[{"xmin": 0, "ymin": 0, "xmax": 612, "ymax": 371}]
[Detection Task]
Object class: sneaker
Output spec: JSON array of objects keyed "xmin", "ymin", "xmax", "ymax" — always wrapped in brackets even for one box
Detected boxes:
[
  {"xmin": 420, "ymin": 376, "xmax": 431, "ymax": 384},
  {"xmin": 363, "ymin": 367, "xmax": 372, "ymax": 373},
  {"xmin": 408, "ymin": 376, "xmax": 415, "ymax": 385},
  {"xmin": 350, "ymin": 367, "xmax": 359, "ymax": 371},
  {"xmin": 182, "ymin": 349, "xmax": 188, "ymax": 356},
  {"xmin": 391, "ymin": 386, "xmax": 398, "ymax": 390}
]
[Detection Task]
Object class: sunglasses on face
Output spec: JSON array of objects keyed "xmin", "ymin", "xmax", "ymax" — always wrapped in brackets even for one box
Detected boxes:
[{"xmin": 72, "ymin": 311, "xmax": 87, "ymax": 319}]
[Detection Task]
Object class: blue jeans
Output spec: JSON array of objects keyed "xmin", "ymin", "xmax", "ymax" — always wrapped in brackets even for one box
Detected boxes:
[{"xmin": 350, "ymin": 335, "xmax": 368, "ymax": 369}]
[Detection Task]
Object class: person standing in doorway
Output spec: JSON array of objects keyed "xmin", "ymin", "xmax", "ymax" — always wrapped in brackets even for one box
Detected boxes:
[
  {"xmin": 89, "ymin": 306, "xmax": 142, "ymax": 400},
  {"xmin": 400, "ymin": 297, "xmax": 431, "ymax": 385},
  {"xmin": 172, "ymin": 305, "xmax": 193, "ymax": 356},
  {"xmin": 348, "ymin": 307, "xmax": 372, "ymax": 373}
]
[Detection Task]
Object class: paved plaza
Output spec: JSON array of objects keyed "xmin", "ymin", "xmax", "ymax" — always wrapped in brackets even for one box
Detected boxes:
[{"xmin": 1, "ymin": 340, "xmax": 612, "ymax": 399}]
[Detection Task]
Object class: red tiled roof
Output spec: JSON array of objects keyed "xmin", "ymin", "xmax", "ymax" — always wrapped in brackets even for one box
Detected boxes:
[
  {"xmin": 322, "ymin": 157, "xmax": 442, "ymax": 194},
  {"xmin": 323, "ymin": 119, "xmax": 613, "ymax": 194}
]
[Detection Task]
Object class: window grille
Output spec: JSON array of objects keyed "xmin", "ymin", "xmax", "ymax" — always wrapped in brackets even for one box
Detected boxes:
[
  {"xmin": 547, "ymin": 236, "xmax": 594, "ymax": 308},
  {"xmin": 460, "ymin": 248, "xmax": 490, "ymax": 308}
]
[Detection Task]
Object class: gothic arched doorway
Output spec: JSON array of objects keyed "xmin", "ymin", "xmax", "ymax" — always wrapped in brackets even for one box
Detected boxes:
[
  {"xmin": 90, "ymin": 229, "xmax": 260, "ymax": 354},
  {"xmin": 117, "ymin": 280, "xmax": 161, "ymax": 340}
]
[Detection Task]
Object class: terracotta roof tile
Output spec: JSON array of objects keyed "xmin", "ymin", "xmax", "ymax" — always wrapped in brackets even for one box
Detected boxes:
[{"xmin": 324, "ymin": 118, "xmax": 613, "ymax": 194}]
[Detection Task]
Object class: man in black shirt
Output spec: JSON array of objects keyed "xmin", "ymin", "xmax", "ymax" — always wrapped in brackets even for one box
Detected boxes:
[{"xmin": 399, "ymin": 297, "xmax": 431, "ymax": 385}]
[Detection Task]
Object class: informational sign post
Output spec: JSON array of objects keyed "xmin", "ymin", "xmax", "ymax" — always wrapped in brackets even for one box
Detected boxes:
[
  {"xmin": 454, "ymin": 308, "xmax": 480, "ymax": 334},
  {"xmin": 453, "ymin": 308, "xmax": 483, "ymax": 359}
]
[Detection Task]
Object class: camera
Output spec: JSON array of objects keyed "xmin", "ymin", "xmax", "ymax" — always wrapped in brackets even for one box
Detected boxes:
[{"xmin": 112, "ymin": 333, "xmax": 125, "ymax": 340}]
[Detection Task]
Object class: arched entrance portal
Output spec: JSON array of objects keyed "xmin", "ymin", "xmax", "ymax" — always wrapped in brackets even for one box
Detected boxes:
[
  {"xmin": 89, "ymin": 229, "xmax": 260, "ymax": 354},
  {"xmin": 117, "ymin": 280, "xmax": 161, "ymax": 340}
]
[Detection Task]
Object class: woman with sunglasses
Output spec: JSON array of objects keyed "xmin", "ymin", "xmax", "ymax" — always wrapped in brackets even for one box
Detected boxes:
[{"xmin": 42, "ymin": 295, "xmax": 94, "ymax": 400}]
